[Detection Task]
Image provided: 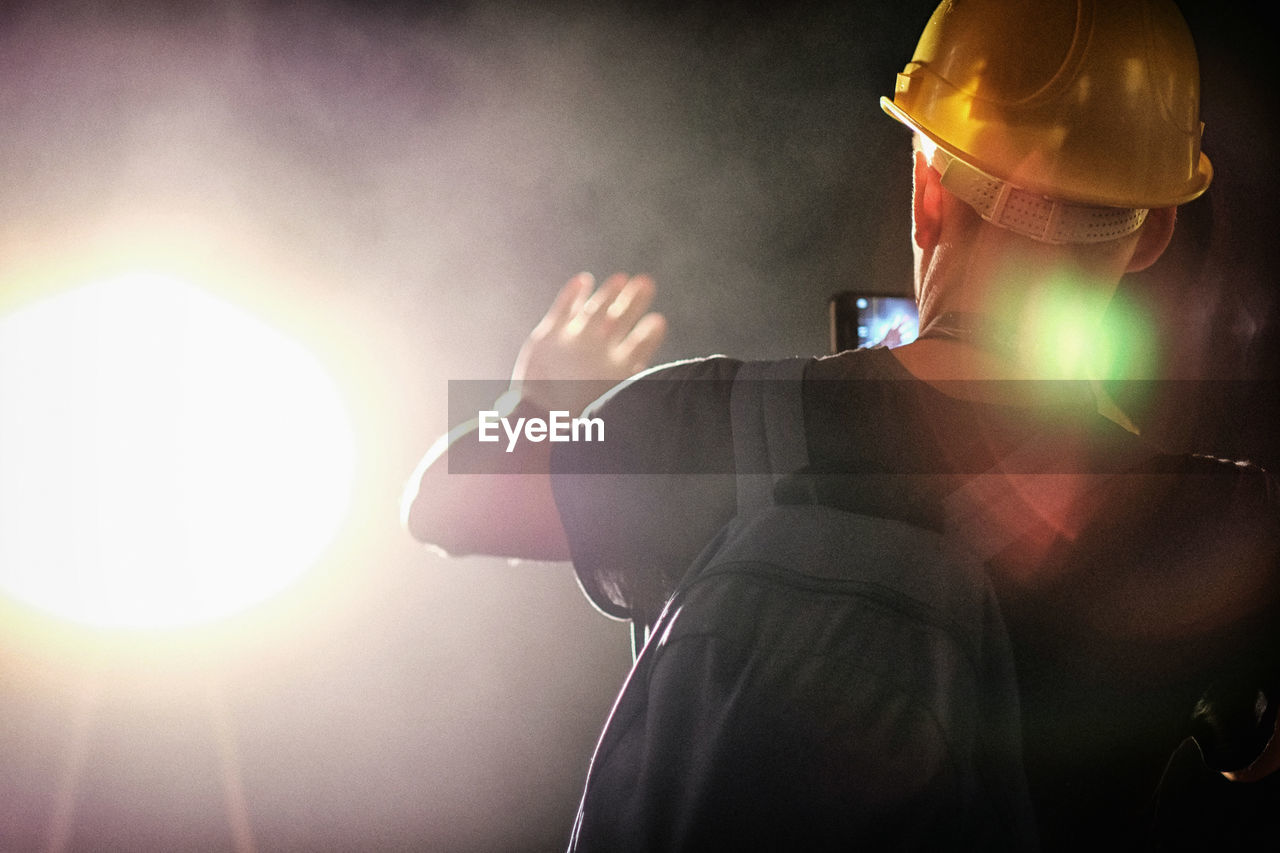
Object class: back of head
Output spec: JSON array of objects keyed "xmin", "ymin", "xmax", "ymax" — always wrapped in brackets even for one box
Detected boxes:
[{"xmin": 882, "ymin": 0, "xmax": 1211, "ymax": 245}]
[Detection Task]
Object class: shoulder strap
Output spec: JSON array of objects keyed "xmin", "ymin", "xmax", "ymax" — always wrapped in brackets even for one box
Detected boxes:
[
  {"xmin": 730, "ymin": 357, "xmax": 812, "ymax": 517},
  {"xmin": 635, "ymin": 357, "xmax": 811, "ymax": 657}
]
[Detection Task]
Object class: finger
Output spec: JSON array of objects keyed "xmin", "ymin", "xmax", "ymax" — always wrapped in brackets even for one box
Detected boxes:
[
  {"xmin": 576, "ymin": 272, "xmax": 630, "ymax": 323},
  {"xmin": 616, "ymin": 312, "xmax": 667, "ymax": 373},
  {"xmin": 605, "ymin": 275, "xmax": 657, "ymax": 342},
  {"xmin": 537, "ymin": 273, "xmax": 593, "ymax": 333}
]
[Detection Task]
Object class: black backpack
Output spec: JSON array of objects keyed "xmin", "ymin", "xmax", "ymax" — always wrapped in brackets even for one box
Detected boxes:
[{"xmin": 569, "ymin": 358, "xmax": 1042, "ymax": 852}]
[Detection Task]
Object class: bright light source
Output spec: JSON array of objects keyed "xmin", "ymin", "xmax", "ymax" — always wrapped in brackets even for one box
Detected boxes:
[{"xmin": 0, "ymin": 273, "xmax": 356, "ymax": 630}]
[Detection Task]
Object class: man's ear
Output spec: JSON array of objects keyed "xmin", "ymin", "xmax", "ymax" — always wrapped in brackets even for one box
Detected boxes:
[
  {"xmin": 912, "ymin": 149, "xmax": 944, "ymax": 251},
  {"xmin": 1126, "ymin": 206, "xmax": 1176, "ymax": 273}
]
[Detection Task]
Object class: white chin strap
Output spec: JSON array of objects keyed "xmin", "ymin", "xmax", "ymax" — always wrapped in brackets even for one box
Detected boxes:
[{"xmin": 932, "ymin": 149, "xmax": 1149, "ymax": 245}]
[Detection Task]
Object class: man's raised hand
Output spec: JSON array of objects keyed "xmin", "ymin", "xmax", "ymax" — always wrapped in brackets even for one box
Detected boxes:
[{"xmin": 510, "ymin": 272, "xmax": 667, "ymax": 415}]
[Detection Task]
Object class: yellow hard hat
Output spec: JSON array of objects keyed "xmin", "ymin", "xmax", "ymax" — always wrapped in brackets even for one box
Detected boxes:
[{"xmin": 880, "ymin": 0, "xmax": 1213, "ymax": 210}]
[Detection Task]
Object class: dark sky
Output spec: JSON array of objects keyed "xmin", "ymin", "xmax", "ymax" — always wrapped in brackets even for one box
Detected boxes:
[{"xmin": 0, "ymin": 1, "xmax": 1276, "ymax": 850}]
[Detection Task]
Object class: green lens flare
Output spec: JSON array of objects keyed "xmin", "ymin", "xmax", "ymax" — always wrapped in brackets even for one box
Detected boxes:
[{"xmin": 1001, "ymin": 275, "xmax": 1154, "ymax": 381}]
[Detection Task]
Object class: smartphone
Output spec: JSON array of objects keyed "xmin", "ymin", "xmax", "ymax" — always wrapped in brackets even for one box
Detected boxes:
[{"xmin": 828, "ymin": 291, "xmax": 919, "ymax": 353}]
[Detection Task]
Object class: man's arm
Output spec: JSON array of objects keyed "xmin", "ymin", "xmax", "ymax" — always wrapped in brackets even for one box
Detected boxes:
[{"xmin": 400, "ymin": 272, "xmax": 666, "ymax": 560}]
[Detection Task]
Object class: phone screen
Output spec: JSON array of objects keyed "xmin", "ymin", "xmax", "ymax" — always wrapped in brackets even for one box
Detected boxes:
[{"xmin": 829, "ymin": 292, "xmax": 919, "ymax": 353}]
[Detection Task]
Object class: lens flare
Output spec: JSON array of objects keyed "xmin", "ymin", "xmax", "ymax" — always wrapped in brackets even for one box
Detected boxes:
[
  {"xmin": 1004, "ymin": 274, "xmax": 1154, "ymax": 381},
  {"xmin": 0, "ymin": 273, "xmax": 355, "ymax": 629}
]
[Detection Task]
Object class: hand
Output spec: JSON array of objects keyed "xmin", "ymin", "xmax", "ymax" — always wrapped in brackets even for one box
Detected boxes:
[
  {"xmin": 878, "ymin": 314, "xmax": 910, "ymax": 349},
  {"xmin": 510, "ymin": 272, "xmax": 667, "ymax": 415}
]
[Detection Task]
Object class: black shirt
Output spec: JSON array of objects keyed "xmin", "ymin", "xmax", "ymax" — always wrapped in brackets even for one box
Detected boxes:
[{"xmin": 551, "ymin": 347, "xmax": 1280, "ymax": 849}]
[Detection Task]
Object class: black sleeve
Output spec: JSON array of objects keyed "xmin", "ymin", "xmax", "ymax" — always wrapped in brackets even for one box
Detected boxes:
[{"xmin": 549, "ymin": 357, "xmax": 741, "ymax": 630}]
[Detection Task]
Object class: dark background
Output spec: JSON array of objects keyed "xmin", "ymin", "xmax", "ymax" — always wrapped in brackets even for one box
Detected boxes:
[{"xmin": 0, "ymin": 1, "xmax": 1276, "ymax": 850}]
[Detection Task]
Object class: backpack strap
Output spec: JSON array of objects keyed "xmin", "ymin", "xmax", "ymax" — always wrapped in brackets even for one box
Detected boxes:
[
  {"xmin": 631, "ymin": 357, "xmax": 811, "ymax": 657},
  {"xmin": 730, "ymin": 357, "xmax": 812, "ymax": 517}
]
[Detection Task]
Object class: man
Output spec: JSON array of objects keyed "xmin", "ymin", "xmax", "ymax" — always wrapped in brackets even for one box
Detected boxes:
[{"xmin": 404, "ymin": 0, "xmax": 1280, "ymax": 848}]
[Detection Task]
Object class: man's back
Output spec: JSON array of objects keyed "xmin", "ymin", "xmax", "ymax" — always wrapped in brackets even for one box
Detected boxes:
[{"xmin": 551, "ymin": 346, "xmax": 1280, "ymax": 847}]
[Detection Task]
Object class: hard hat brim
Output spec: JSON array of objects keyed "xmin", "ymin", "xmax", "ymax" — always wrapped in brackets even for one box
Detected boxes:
[{"xmin": 880, "ymin": 95, "xmax": 1213, "ymax": 209}]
